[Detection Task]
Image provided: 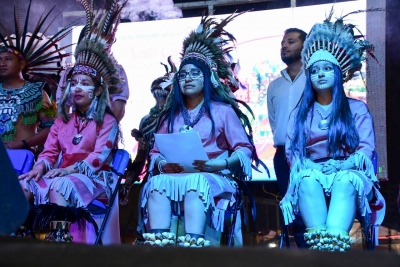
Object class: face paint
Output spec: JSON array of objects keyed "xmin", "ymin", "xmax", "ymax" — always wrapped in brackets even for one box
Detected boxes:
[
  {"xmin": 70, "ymin": 78, "xmax": 95, "ymax": 94},
  {"xmin": 70, "ymin": 83, "xmax": 95, "ymax": 92},
  {"xmin": 178, "ymin": 64, "xmax": 204, "ymax": 97},
  {"xmin": 310, "ymin": 61, "xmax": 335, "ymax": 91}
]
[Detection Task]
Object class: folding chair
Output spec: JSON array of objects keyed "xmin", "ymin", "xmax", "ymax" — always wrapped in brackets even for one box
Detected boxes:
[
  {"xmin": 7, "ymin": 149, "xmax": 35, "ymax": 175},
  {"xmin": 88, "ymin": 149, "xmax": 130, "ymax": 245}
]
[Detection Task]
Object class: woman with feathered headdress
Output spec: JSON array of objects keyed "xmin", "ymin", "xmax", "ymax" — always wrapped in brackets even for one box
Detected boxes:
[
  {"xmin": 18, "ymin": 0, "xmax": 126, "ymax": 244},
  {"xmin": 280, "ymin": 8, "xmax": 385, "ymax": 252},
  {"xmin": 140, "ymin": 13, "xmax": 263, "ymax": 247}
]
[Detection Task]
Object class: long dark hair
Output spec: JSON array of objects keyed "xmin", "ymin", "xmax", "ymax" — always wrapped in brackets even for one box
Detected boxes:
[
  {"xmin": 289, "ymin": 64, "xmax": 359, "ymax": 161},
  {"xmin": 161, "ymin": 59, "xmax": 227, "ymax": 135},
  {"xmin": 158, "ymin": 59, "xmax": 259, "ymax": 163}
]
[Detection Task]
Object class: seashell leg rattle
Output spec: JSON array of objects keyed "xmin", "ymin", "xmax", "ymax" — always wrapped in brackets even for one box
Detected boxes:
[
  {"xmin": 176, "ymin": 233, "xmax": 211, "ymax": 248},
  {"xmin": 143, "ymin": 229, "xmax": 176, "ymax": 247}
]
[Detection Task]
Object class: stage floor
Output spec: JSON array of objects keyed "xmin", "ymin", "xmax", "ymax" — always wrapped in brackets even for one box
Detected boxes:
[{"xmin": 0, "ymin": 237, "xmax": 399, "ymax": 267}]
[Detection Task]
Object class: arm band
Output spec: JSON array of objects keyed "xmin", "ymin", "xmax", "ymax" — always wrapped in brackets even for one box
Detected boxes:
[
  {"xmin": 158, "ymin": 160, "xmax": 167, "ymax": 173},
  {"xmin": 21, "ymin": 140, "xmax": 30, "ymax": 149}
]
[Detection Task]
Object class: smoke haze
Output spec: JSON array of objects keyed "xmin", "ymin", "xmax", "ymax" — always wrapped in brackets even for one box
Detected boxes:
[{"xmin": 119, "ymin": 0, "xmax": 182, "ymax": 22}]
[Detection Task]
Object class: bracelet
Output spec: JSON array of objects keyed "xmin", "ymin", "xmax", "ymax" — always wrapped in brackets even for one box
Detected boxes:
[
  {"xmin": 158, "ymin": 160, "xmax": 167, "ymax": 173},
  {"xmin": 21, "ymin": 140, "xmax": 30, "ymax": 149},
  {"xmin": 224, "ymin": 159, "xmax": 229, "ymax": 169}
]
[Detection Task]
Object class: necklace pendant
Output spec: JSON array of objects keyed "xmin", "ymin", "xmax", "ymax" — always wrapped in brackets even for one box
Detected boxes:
[
  {"xmin": 72, "ymin": 134, "xmax": 83, "ymax": 145},
  {"xmin": 318, "ymin": 119, "xmax": 330, "ymax": 130},
  {"xmin": 179, "ymin": 125, "xmax": 193, "ymax": 133}
]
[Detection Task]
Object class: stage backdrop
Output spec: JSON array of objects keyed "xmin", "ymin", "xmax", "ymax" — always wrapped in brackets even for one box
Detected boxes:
[{"xmin": 71, "ymin": 0, "xmax": 367, "ymax": 181}]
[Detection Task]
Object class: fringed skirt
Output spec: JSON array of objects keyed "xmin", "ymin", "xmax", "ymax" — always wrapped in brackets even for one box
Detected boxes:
[
  {"xmin": 141, "ymin": 172, "xmax": 237, "ymax": 232},
  {"xmin": 280, "ymin": 152, "xmax": 380, "ymax": 226},
  {"xmin": 20, "ymin": 174, "xmax": 121, "ymax": 245},
  {"xmin": 21, "ymin": 174, "xmax": 106, "ymax": 207}
]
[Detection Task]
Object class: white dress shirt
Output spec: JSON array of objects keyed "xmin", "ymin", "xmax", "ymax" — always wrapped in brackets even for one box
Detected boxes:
[{"xmin": 267, "ymin": 68, "xmax": 306, "ymax": 147}]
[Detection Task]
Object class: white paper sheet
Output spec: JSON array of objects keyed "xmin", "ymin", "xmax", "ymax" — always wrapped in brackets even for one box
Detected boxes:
[{"xmin": 154, "ymin": 131, "xmax": 209, "ymax": 173}]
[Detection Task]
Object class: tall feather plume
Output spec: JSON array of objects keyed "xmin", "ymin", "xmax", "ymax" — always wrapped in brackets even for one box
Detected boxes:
[
  {"xmin": 76, "ymin": 0, "xmax": 92, "ymax": 39},
  {"xmin": 89, "ymin": 0, "xmax": 94, "ymax": 36},
  {"xmin": 13, "ymin": 3, "xmax": 21, "ymax": 49},
  {"xmin": 102, "ymin": 0, "xmax": 117, "ymax": 35},
  {"xmin": 72, "ymin": 0, "xmax": 124, "ymax": 97},
  {"xmin": 24, "ymin": 10, "xmax": 47, "ymax": 57},
  {"xmin": 20, "ymin": 0, "xmax": 34, "ymax": 52},
  {"xmin": 28, "ymin": 21, "xmax": 74, "ymax": 62},
  {"xmin": 0, "ymin": 0, "xmax": 76, "ymax": 79},
  {"xmin": 0, "ymin": 23, "xmax": 13, "ymax": 47},
  {"xmin": 23, "ymin": 6, "xmax": 57, "ymax": 57}
]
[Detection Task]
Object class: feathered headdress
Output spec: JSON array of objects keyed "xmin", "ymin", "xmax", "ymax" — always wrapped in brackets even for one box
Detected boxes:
[
  {"xmin": 60, "ymin": 0, "xmax": 127, "ymax": 123},
  {"xmin": 167, "ymin": 12, "xmax": 269, "ymax": 178},
  {"xmin": 72, "ymin": 0, "xmax": 127, "ymax": 94},
  {"xmin": 180, "ymin": 13, "xmax": 244, "ymax": 91},
  {"xmin": 302, "ymin": 7, "xmax": 381, "ymax": 82},
  {"xmin": 0, "ymin": 0, "xmax": 74, "ymax": 76}
]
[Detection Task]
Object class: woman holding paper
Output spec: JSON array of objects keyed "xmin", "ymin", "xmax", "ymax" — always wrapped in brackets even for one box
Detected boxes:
[{"xmin": 140, "ymin": 14, "xmax": 261, "ymax": 247}]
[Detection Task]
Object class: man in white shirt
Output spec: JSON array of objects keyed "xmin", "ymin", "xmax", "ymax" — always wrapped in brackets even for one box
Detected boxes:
[{"xmin": 267, "ymin": 28, "xmax": 308, "ymax": 248}]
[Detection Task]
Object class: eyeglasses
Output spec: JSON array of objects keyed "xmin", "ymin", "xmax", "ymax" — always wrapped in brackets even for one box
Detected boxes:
[{"xmin": 177, "ymin": 69, "xmax": 203, "ymax": 80}]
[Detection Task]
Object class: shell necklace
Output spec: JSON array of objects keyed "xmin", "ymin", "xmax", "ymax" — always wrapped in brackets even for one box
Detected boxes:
[
  {"xmin": 316, "ymin": 106, "xmax": 332, "ymax": 130},
  {"xmin": 72, "ymin": 113, "xmax": 91, "ymax": 145},
  {"xmin": 179, "ymin": 100, "xmax": 205, "ymax": 132}
]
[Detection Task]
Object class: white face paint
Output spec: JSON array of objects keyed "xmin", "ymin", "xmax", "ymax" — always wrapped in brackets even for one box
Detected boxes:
[
  {"xmin": 70, "ymin": 77, "xmax": 95, "ymax": 98},
  {"xmin": 70, "ymin": 74, "xmax": 98, "ymax": 112},
  {"xmin": 310, "ymin": 61, "xmax": 335, "ymax": 91},
  {"xmin": 178, "ymin": 64, "xmax": 204, "ymax": 98}
]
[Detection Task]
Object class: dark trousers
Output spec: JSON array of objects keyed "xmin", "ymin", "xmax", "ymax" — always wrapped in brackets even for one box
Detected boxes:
[{"xmin": 274, "ymin": 145, "xmax": 308, "ymax": 248}]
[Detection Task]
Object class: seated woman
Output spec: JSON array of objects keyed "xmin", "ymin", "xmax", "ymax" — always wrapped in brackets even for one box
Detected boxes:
[
  {"xmin": 280, "ymin": 11, "xmax": 385, "ymax": 252},
  {"xmin": 18, "ymin": 2, "xmax": 124, "ymax": 244},
  {"xmin": 141, "ymin": 14, "xmax": 260, "ymax": 247}
]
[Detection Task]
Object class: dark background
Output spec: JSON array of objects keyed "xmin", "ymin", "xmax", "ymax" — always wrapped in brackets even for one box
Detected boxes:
[{"xmin": 0, "ymin": 0, "xmax": 399, "ymax": 242}]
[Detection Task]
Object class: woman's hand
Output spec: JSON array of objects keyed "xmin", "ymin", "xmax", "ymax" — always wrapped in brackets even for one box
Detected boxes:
[
  {"xmin": 43, "ymin": 168, "xmax": 70, "ymax": 178},
  {"xmin": 18, "ymin": 163, "xmax": 45, "ymax": 182},
  {"xmin": 162, "ymin": 163, "xmax": 184, "ymax": 173},
  {"xmin": 321, "ymin": 159, "xmax": 340, "ymax": 175},
  {"xmin": 305, "ymin": 159, "xmax": 323, "ymax": 172},
  {"xmin": 193, "ymin": 159, "xmax": 226, "ymax": 172}
]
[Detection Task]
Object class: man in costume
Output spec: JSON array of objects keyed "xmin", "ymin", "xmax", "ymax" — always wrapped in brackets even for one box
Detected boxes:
[
  {"xmin": 119, "ymin": 57, "xmax": 176, "ymax": 205},
  {"xmin": 280, "ymin": 7, "xmax": 385, "ymax": 252},
  {"xmin": 267, "ymin": 27, "xmax": 309, "ymax": 247},
  {"xmin": 140, "ymin": 13, "xmax": 262, "ymax": 247},
  {"xmin": 18, "ymin": 0, "xmax": 127, "ymax": 244},
  {"xmin": 0, "ymin": 0, "xmax": 73, "ymax": 151}
]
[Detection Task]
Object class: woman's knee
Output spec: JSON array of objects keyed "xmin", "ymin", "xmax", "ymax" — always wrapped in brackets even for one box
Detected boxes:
[
  {"xmin": 299, "ymin": 176, "xmax": 321, "ymax": 195},
  {"xmin": 185, "ymin": 191, "xmax": 200, "ymax": 201},
  {"xmin": 148, "ymin": 190, "xmax": 169, "ymax": 205},
  {"xmin": 333, "ymin": 174, "xmax": 356, "ymax": 195}
]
